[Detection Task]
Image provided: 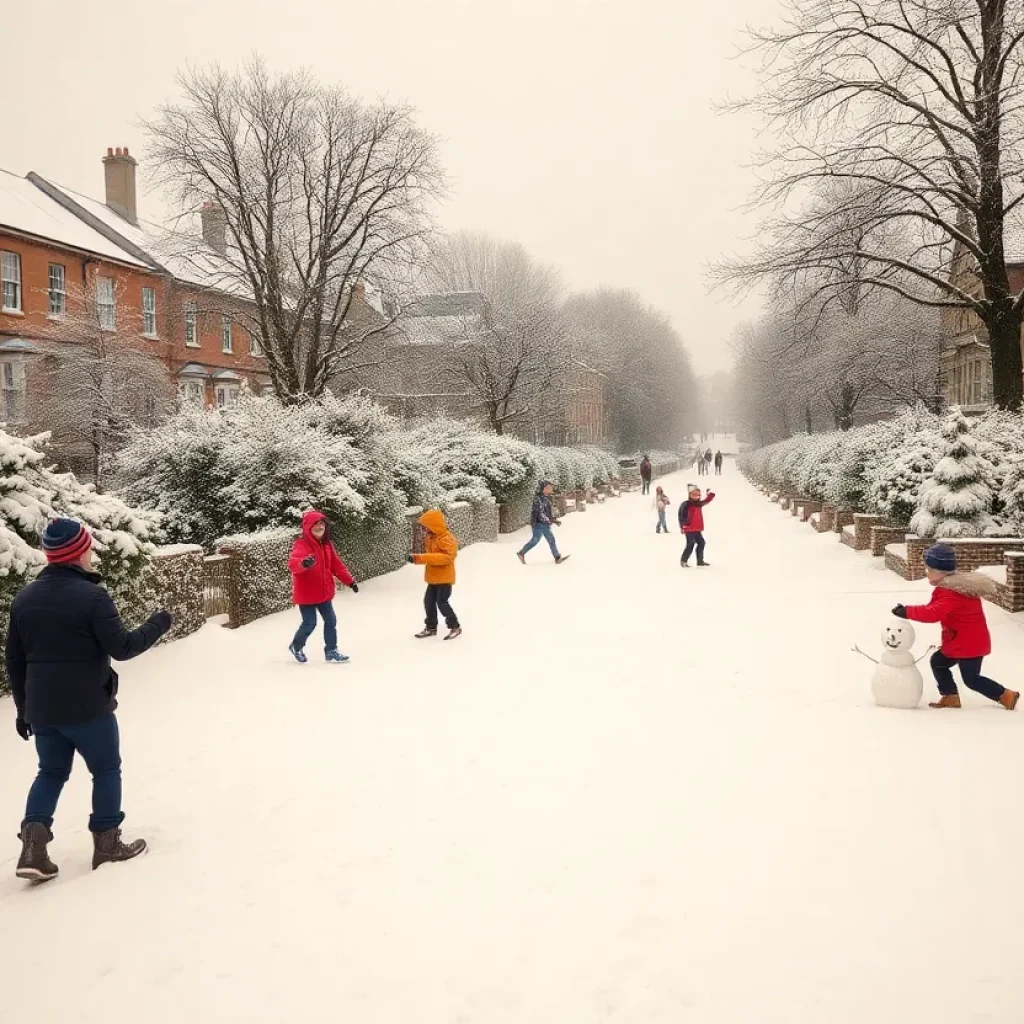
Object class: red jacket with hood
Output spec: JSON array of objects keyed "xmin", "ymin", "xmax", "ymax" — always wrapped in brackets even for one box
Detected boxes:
[
  {"xmin": 288, "ymin": 510, "xmax": 355, "ymax": 605},
  {"xmin": 905, "ymin": 572, "xmax": 997, "ymax": 659},
  {"xmin": 679, "ymin": 492, "xmax": 715, "ymax": 533}
]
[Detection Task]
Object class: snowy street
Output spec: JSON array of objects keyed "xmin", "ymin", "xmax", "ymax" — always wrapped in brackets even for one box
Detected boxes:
[{"xmin": 3, "ymin": 465, "xmax": 1024, "ymax": 1022}]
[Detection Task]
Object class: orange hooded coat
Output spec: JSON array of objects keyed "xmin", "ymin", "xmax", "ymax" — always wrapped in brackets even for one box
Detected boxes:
[{"xmin": 412, "ymin": 510, "xmax": 458, "ymax": 585}]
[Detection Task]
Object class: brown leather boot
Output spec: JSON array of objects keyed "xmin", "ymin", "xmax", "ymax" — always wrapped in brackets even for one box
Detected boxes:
[
  {"xmin": 929, "ymin": 694, "xmax": 962, "ymax": 709},
  {"xmin": 999, "ymin": 690, "xmax": 1020, "ymax": 711},
  {"xmin": 92, "ymin": 828, "xmax": 147, "ymax": 870}
]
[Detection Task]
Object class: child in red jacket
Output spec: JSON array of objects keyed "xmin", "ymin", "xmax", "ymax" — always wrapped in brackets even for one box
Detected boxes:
[
  {"xmin": 287, "ymin": 510, "xmax": 358, "ymax": 664},
  {"xmin": 893, "ymin": 543, "xmax": 1019, "ymax": 710},
  {"xmin": 678, "ymin": 485, "xmax": 715, "ymax": 567}
]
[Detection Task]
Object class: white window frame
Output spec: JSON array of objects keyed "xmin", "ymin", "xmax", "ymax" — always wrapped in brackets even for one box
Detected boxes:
[
  {"xmin": 96, "ymin": 276, "xmax": 116, "ymax": 331},
  {"xmin": 1, "ymin": 252, "xmax": 22, "ymax": 313},
  {"xmin": 1, "ymin": 359, "xmax": 26, "ymax": 423},
  {"xmin": 48, "ymin": 263, "xmax": 66, "ymax": 318},
  {"xmin": 249, "ymin": 329, "xmax": 263, "ymax": 357},
  {"xmin": 221, "ymin": 316, "xmax": 233, "ymax": 354},
  {"xmin": 184, "ymin": 301, "xmax": 199, "ymax": 347},
  {"xmin": 141, "ymin": 287, "xmax": 157, "ymax": 337},
  {"xmin": 215, "ymin": 383, "xmax": 239, "ymax": 408},
  {"xmin": 178, "ymin": 379, "xmax": 205, "ymax": 405}
]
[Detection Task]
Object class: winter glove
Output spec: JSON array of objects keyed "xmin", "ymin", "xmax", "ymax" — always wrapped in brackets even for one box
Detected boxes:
[
  {"xmin": 302, "ymin": 555, "xmax": 316, "ymax": 569},
  {"xmin": 349, "ymin": 583, "xmax": 359, "ymax": 594},
  {"xmin": 407, "ymin": 555, "xmax": 416, "ymax": 564},
  {"xmin": 892, "ymin": 604, "xmax": 908, "ymax": 619},
  {"xmin": 150, "ymin": 609, "xmax": 173, "ymax": 634},
  {"xmin": 15, "ymin": 717, "xmax": 32, "ymax": 741}
]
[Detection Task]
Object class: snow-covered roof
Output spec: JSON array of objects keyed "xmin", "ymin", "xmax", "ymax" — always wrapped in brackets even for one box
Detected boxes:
[
  {"xmin": 405, "ymin": 292, "xmax": 487, "ymax": 318},
  {"xmin": 393, "ymin": 292, "xmax": 488, "ymax": 346},
  {"xmin": 0, "ymin": 169, "xmax": 149, "ymax": 268},
  {"xmin": 177, "ymin": 363, "xmax": 210, "ymax": 378},
  {"xmin": 211, "ymin": 369, "xmax": 243, "ymax": 381},
  {"xmin": 36, "ymin": 177, "xmax": 250, "ymax": 298},
  {"xmin": 0, "ymin": 338, "xmax": 41, "ymax": 353}
]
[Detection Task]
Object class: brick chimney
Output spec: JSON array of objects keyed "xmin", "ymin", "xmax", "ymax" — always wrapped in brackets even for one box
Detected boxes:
[
  {"xmin": 200, "ymin": 201, "xmax": 227, "ymax": 254},
  {"xmin": 102, "ymin": 146, "xmax": 138, "ymax": 224}
]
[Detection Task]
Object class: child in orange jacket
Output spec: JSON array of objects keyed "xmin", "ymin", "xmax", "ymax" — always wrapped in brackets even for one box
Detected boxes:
[{"xmin": 409, "ymin": 510, "xmax": 461, "ymax": 640}]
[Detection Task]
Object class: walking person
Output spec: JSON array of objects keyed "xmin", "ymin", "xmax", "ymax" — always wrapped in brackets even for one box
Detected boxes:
[
  {"xmin": 639, "ymin": 455, "xmax": 653, "ymax": 495},
  {"xmin": 893, "ymin": 544, "xmax": 1019, "ymax": 710},
  {"xmin": 409, "ymin": 509, "xmax": 461, "ymax": 640},
  {"xmin": 517, "ymin": 481, "xmax": 570, "ymax": 565},
  {"xmin": 654, "ymin": 486, "xmax": 671, "ymax": 534},
  {"xmin": 8, "ymin": 518, "xmax": 173, "ymax": 881},
  {"xmin": 679, "ymin": 485, "xmax": 716, "ymax": 567},
  {"xmin": 288, "ymin": 510, "xmax": 359, "ymax": 664},
  {"xmin": 714, "ymin": 450, "xmax": 723, "ymax": 476}
]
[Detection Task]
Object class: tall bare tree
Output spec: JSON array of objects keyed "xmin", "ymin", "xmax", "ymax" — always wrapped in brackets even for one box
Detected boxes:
[
  {"xmin": 144, "ymin": 58, "xmax": 445, "ymax": 403},
  {"xmin": 716, "ymin": 0, "xmax": 1024, "ymax": 408},
  {"xmin": 427, "ymin": 232, "xmax": 571, "ymax": 434}
]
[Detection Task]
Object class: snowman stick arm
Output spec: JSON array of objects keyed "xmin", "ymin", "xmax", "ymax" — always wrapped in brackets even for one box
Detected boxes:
[
  {"xmin": 852, "ymin": 644, "xmax": 879, "ymax": 664},
  {"xmin": 913, "ymin": 645, "xmax": 937, "ymax": 665}
]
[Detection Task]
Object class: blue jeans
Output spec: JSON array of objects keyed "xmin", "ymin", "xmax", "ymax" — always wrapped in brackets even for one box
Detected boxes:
[
  {"xmin": 293, "ymin": 602, "xmax": 338, "ymax": 652},
  {"xmin": 24, "ymin": 713, "xmax": 124, "ymax": 833},
  {"xmin": 519, "ymin": 524, "xmax": 560, "ymax": 560},
  {"xmin": 657, "ymin": 509, "xmax": 668, "ymax": 532}
]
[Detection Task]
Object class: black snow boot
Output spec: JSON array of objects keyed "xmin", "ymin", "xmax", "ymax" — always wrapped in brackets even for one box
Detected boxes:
[
  {"xmin": 16, "ymin": 822, "xmax": 58, "ymax": 882},
  {"xmin": 92, "ymin": 828, "xmax": 147, "ymax": 870}
]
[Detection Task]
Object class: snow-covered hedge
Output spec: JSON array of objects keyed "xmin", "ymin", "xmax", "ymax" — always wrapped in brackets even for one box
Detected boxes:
[
  {"xmin": 739, "ymin": 406, "xmax": 1021, "ymax": 539},
  {"xmin": 0, "ymin": 429, "xmax": 159, "ymax": 695}
]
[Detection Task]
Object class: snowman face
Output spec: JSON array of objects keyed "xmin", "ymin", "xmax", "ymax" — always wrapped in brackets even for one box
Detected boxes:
[{"xmin": 882, "ymin": 621, "xmax": 916, "ymax": 652}]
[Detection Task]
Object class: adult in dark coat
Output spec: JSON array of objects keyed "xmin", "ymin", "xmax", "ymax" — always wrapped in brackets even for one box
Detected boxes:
[
  {"xmin": 639, "ymin": 456, "xmax": 653, "ymax": 495},
  {"xmin": 7, "ymin": 519, "xmax": 172, "ymax": 881}
]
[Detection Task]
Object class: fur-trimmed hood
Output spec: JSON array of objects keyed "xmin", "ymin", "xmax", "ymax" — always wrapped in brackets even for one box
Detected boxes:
[{"xmin": 937, "ymin": 571, "xmax": 999, "ymax": 599}]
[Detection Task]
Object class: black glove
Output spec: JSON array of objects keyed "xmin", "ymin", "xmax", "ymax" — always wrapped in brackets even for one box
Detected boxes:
[
  {"xmin": 15, "ymin": 717, "xmax": 32, "ymax": 741},
  {"xmin": 302, "ymin": 555, "xmax": 316, "ymax": 569},
  {"xmin": 151, "ymin": 609, "xmax": 173, "ymax": 634},
  {"xmin": 407, "ymin": 555, "xmax": 416, "ymax": 564},
  {"xmin": 892, "ymin": 604, "xmax": 908, "ymax": 619},
  {"xmin": 349, "ymin": 583, "xmax": 359, "ymax": 594}
]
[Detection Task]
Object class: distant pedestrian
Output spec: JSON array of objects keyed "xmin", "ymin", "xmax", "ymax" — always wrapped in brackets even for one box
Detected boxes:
[
  {"xmin": 679, "ymin": 485, "xmax": 716, "ymax": 568},
  {"xmin": 8, "ymin": 518, "xmax": 172, "ymax": 881},
  {"xmin": 714, "ymin": 451, "xmax": 723, "ymax": 475},
  {"xmin": 409, "ymin": 509, "xmax": 461, "ymax": 640},
  {"xmin": 654, "ymin": 486, "xmax": 671, "ymax": 534},
  {"xmin": 518, "ymin": 481, "xmax": 569, "ymax": 565},
  {"xmin": 287, "ymin": 510, "xmax": 359, "ymax": 664},
  {"xmin": 639, "ymin": 455, "xmax": 653, "ymax": 495}
]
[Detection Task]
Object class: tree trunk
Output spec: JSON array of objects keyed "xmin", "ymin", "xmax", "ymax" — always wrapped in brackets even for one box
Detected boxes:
[{"xmin": 984, "ymin": 302, "xmax": 1024, "ymax": 409}]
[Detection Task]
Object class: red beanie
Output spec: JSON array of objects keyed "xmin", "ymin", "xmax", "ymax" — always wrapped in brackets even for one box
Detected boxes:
[{"xmin": 42, "ymin": 518, "xmax": 93, "ymax": 564}]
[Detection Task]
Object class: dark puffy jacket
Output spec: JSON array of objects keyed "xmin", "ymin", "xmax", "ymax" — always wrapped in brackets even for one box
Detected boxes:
[
  {"xmin": 531, "ymin": 486, "xmax": 557, "ymax": 526},
  {"xmin": 5, "ymin": 565, "xmax": 170, "ymax": 727}
]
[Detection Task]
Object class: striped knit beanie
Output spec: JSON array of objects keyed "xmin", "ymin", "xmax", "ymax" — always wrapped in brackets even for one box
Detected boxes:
[{"xmin": 42, "ymin": 518, "xmax": 93, "ymax": 564}]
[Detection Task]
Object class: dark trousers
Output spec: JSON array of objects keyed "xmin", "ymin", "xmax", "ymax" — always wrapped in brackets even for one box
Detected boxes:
[
  {"xmin": 682, "ymin": 532, "xmax": 706, "ymax": 564},
  {"xmin": 425, "ymin": 584, "xmax": 459, "ymax": 630},
  {"xmin": 293, "ymin": 601, "xmax": 337, "ymax": 652},
  {"xmin": 24, "ymin": 712, "xmax": 124, "ymax": 833},
  {"xmin": 715, "ymin": 463, "xmax": 722, "ymax": 475},
  {"xmin": 641, "ymin": 478, "xmax": 651, "ymax": 494},
  {"xmin": 930, "ymin": 651, "xmax": 1005, "ymax": 702}
]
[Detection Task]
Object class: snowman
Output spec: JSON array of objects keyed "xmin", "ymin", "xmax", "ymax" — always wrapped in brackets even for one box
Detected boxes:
[{"xmin": 853, "ymin": 620, "xmax": 932, "ymax": 709}]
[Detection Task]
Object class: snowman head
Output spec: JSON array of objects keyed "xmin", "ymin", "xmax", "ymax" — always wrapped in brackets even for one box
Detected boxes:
[{"xmin": 882, "ymin": 620, "xmax": 916, "ymax": 653}]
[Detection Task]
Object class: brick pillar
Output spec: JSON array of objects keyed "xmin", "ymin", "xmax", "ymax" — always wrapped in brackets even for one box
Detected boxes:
[
  {"xmin": 906, "ymin": 536, "xmax": 929, "ymax": 580},
  {"xmin": 853, "ymin": 514, "xmax": 885, "ymax": 550},
  {"xmin": 1006, "ymin": 552, "xmax": 1024, "ymax": 613}
]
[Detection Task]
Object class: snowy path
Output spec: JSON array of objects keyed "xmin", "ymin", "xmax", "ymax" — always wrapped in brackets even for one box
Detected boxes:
[{"xmin": 3, "ymin": 466, "xmax": 1024, "ymax": 1022}]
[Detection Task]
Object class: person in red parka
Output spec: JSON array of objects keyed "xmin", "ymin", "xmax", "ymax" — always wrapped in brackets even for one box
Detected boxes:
[
  {"xmin": 678, "ymin": 484, "xmax": 715, "ymax": 567},
  {"xmin": 287, "ymin": 510, "xmax": 358, "ymax": 664},
  {"xmin": 893, "ymin": 543, "xmax": 1019, "ymax": 710}
]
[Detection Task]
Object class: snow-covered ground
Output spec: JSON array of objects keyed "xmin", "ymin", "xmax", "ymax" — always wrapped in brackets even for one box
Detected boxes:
[{"xmin": 3, "ymin": 465, "xmax": 1024, "ymax": 1022}]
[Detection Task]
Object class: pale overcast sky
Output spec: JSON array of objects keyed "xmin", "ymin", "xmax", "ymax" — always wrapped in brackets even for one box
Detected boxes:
[{"xmin": 1, "ymin": 0, "xmax": 780, "ymax": 374}]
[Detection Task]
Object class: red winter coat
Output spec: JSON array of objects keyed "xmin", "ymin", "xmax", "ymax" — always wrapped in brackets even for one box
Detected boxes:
[
  {"xmin": 679, "ymin": 492, "xmax": 715, "ymax": 533},
  {"xmin": 288, "ymin": 510, "xmax": 355, "ymax": 606},
  {"xmin": 905, "ymin": 572, "xmax": 997, "ymax": 659}
]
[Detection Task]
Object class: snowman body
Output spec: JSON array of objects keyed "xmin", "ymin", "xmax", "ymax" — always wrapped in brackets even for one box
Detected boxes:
[{"xmin": 871, "ymin": 621, "xmax": 924, "ymax": 709}]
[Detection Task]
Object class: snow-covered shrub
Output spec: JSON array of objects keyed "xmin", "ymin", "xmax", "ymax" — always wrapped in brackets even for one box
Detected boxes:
[
  {"xmin": 115, "ymin": 394, "xmax": 407, "ymax": 550},
  {"xmin": 866, "ymin": 407, "xmax": 940, "ymax": 525},
  {"xmin": 795, "ymin": 432, "xmax": 844, "ymax": 500},
  {"xmin": 826, "ymin": 423, "xmax": 886, "ymax": 512},
  {"xmin": 910, "ymin": 409, "xmax": 1005, "ymax": 538},
  {"xmin": 0, "ymin": 428, "xmax": 158, "ymax": 694},
  {"xmin": 998, "ymin": 455, "xmax": 1024, "ymax": 535}
]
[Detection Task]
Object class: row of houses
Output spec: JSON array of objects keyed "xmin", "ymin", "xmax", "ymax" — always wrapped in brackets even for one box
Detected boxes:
[{"xmin": 0, "ymin": 147, "xmax": 608, "ymax": 476}]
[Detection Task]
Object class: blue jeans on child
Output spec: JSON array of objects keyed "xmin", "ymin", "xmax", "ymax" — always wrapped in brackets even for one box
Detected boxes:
[
  {"xmin": 519, "ymin": 524, "xmax": 561, "ymax": 560},
  {"xmin": 23, "ymin": 712, "xmax": 124, "ymax": 833},
  {"xmin": 293, "ymin": 601, "xmax": 338, "ymax": 652},
  {"xmin": 657, "ymin": 509, "xmax": 668, "ymax": 532}
]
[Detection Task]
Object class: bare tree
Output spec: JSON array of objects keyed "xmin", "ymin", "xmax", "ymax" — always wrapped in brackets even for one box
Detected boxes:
[
  {"xmin": 144, "ymin": 58, "xmax": 445, "ymax": 403},
  {"xmin": 426, "ymin": 232, "xmax": 571, "ymax": 434},
  {"xmin": 41, "ymin": 279, "xmax": 173, "ymax": 486},
  {"xmin": 716, "ymin": 0, "xmax": 1024, "ymax": 408}
]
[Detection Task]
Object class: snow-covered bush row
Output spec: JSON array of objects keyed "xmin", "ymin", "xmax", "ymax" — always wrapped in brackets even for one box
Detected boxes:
[
  {"xmin": 739, "ymin": 406, "xmax": 1023, "ymax": 538},
  {"xmin": 0, "ymin": 429, "xmax": 159, "ymax": 695},
  {"xmin": 114, "ymin": 395, "xmax": 621, "ymax": 551}
]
